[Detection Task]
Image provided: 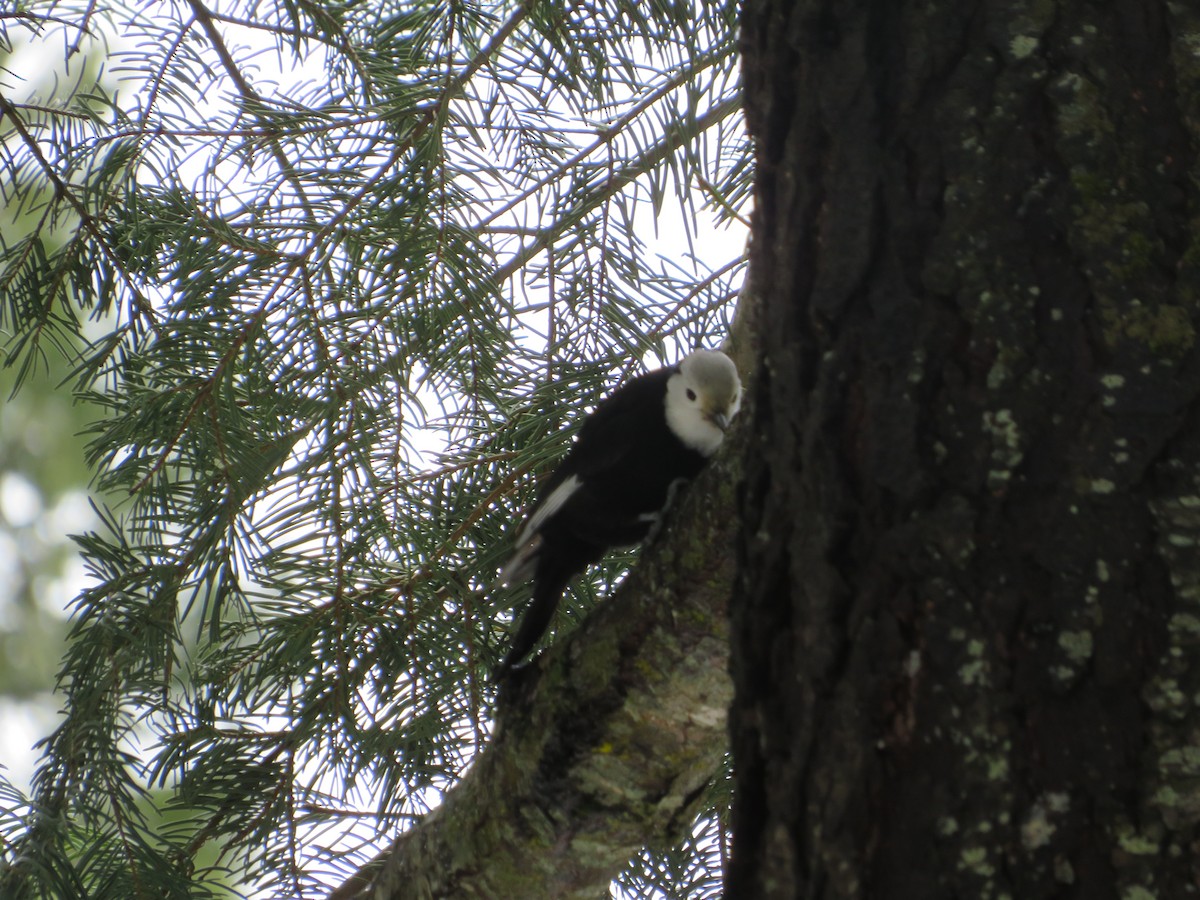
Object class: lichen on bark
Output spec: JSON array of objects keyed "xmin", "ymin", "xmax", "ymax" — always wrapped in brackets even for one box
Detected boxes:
[{"xmin": 731, "ymin": 1, "xmax": 1200, "ymax": 898}]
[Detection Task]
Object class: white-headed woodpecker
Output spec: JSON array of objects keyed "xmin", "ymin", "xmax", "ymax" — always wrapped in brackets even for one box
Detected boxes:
[{"xmin": 495, "ymin": 349, "xmax": 742, "ymax": 677}]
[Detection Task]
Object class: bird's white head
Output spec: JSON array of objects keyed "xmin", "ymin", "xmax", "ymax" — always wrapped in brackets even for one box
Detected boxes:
[{"xmin": 664, "ymin": 349, "xmax": 742, "ymax": 456}]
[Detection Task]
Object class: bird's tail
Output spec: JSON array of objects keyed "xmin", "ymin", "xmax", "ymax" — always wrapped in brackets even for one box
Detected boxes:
[{"xmin": 493, "ymin": 553, "xmax": 574, "ymax": 679}]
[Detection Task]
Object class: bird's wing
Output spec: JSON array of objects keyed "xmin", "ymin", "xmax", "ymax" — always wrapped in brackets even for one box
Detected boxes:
[
  {"xmin": 559, "ymin": 367, "xmax": 673, "ymax": 479},
  {"xmin": 515, "ymin": 474, "xmax": 581, "ymax": 544},
  {"xmin": 498, "ymin": 367, "xmax": 674, "ymax": 582}
]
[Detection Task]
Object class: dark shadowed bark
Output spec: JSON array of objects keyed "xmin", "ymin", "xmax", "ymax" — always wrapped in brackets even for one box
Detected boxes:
[{"xmin": 730, "ymin": 1, "xmax": 1200, "ymax": 898}]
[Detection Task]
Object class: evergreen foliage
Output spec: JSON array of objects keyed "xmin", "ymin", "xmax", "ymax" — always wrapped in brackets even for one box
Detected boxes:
[{"xmin": 0, "ymin": 0, "xmax": 747, "ymax": 896}]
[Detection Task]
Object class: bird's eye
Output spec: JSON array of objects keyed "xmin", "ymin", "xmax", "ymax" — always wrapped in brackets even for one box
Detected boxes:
[{"xmin": 686, "ymin": 388, "xmax": 697, "ymax": 401}]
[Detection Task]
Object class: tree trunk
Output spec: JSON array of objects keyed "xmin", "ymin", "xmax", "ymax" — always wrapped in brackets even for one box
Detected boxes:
[{"xmin": 730, "ymin": 2, "xmax": 1200, "ymax": 898}]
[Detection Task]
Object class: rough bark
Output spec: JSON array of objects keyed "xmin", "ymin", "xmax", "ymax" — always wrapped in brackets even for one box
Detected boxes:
[
  {"xmin": 328, "ymin": 427, "xmax": 746, "ymax": 900},
  {"xmin": 731, "ymin": 1, "xmax": 1200, "ymax": 898}
]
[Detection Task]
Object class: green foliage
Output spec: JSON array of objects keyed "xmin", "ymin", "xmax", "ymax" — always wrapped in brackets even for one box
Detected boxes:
[
  {"xmin": 0, "ymin": 0, "xmax": 748, "ymax": 896},
  {"xmin": 616, "ymin": 769, "xmax": 732, "ymax": 900}
]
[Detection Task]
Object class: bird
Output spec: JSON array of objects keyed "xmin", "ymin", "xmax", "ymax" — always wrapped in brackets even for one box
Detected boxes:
[{"xmin": 494, "ymin": 348, "xmax": 742, "ymax": 678}]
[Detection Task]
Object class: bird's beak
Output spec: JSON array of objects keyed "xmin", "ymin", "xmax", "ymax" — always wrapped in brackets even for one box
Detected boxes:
[{"xmin": 710, "ymin": 410, "xmax": 731, "ymax": 431}]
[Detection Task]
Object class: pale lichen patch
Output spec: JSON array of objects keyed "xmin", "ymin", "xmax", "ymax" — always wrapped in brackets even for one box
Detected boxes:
[
  {"xmin": 1058, "ymin": 630, "xmax": 1094, "ymax": 663},
  {"xmin": 1010, "ymin": 34, "xmax": 1040, "ymax": 59}
]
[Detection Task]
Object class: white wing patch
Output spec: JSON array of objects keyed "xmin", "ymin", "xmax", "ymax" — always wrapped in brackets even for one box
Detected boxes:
[
  {"xmin": 496, "ymin": 474, "xmax": 583, "ymax": 587},
  {"xmin": 496, "ymin": 532, "xmax": 542, "ymax": 587},
  {"xmin": 519, "ymin": 474, "xmax": 582, "ymax": 543}
]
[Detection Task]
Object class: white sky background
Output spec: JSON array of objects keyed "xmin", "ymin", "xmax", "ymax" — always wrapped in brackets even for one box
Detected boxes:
[{"xmin": 0, "ymin": 3, "xmax": 747, "ymax": 893}]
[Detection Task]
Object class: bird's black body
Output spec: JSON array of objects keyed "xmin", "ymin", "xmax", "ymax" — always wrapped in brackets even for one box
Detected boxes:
[{"xmin": 496, "ymin": 365, "xmax": 708, "ymax": 676}]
